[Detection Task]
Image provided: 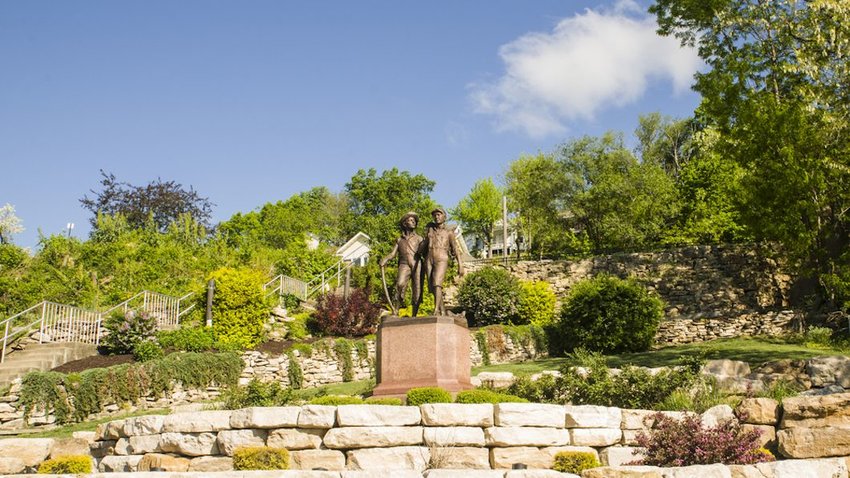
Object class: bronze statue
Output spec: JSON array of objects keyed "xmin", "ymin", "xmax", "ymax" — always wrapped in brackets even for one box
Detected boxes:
[
  {"xmin": 379, "ymin": 212, "xmax": 424, "ymax": 316},
  {"xmin": 422, "ymin": 207, "xmax": 464, "ymax": 316}
]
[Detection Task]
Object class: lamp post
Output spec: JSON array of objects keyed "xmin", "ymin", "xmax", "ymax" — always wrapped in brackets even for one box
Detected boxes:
[{"xmin": 66, "ymin": 222, "xmax": 75, "ymax": 238}]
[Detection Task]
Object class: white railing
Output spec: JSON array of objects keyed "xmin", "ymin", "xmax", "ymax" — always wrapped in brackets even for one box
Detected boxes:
[
  {"xmin": 263, "ymin": 259, "xmax": 355, "ymax": 304},
  {"xmin": 1, "ymin": 290, "xmax": 194, "ymax": 363}
]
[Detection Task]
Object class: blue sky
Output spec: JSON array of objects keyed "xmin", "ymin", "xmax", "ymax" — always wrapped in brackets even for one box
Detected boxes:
[{"xmin": 1, "ymin": 0, "xmax": 701, "ymax": 250}]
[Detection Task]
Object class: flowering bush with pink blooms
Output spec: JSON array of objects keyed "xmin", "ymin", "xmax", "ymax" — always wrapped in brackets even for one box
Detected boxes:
[
  {"xmin": 634, "ymin": 412, "xmax": 774, "ymax": 466},
  {"xmin": 102, "ymin": 309, "xmax": 158, "ymax": 354}
]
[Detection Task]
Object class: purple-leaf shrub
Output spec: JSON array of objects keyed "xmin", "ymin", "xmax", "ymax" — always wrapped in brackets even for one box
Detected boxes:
[
  {"xmin": 314, "ymin": 288, "xmax": 381, "ymax": 337},
  {"xmin": 633, "ymin": 412, "xmax": 774, "ymax": 467}
]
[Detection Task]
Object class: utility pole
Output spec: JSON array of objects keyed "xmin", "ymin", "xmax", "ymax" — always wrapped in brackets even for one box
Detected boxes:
[{"xmin": 502, "ymin": 195, "xmax": 508, "ymax": 267}]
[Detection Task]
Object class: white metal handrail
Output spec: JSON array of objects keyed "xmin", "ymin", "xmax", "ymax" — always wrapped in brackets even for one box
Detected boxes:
[
  {"xmin": 305, "ymin": 259, "xmax": 353, "ymax": 299},
  {"xmin": 263, "ymin": 274, "xmax": 309, "ymax": 301}
]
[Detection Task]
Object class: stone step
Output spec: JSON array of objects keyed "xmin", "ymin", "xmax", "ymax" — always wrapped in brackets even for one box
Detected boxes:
[{"xmin": 0, "ymin": 343, "xmax": 98, "ymax": 387}]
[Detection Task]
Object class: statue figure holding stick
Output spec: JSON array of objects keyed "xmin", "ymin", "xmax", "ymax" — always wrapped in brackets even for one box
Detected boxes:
[{"xmin": 379, "ymin": 212, "xmax": 424, "ymax": 316}]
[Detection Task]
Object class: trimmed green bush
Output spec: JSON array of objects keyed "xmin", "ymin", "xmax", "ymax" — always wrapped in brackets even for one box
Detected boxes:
[
  {"xmin": 157, "ymin": 326, "xmax": 214, "ymax": 352},
  {"xmin": 206, "ymin": 267, "xmax": 270, "ymax": 349},
  {"xmin": 232, "ymin": 446, "xmax": 290, "ymax": 470},
  {"xmin": 552, "ymin": 451, "xmax": 601, "ymax": 474},
  {"xmin": 309, "ymin": 395, "xmax": 365, "ymax": 405},
  {"xmin": 406, "ymin": 387, "xmax": 452, "ymax": 406},
  {"xmin": 457, "ymin": 267, "xmax": 521, "ymax": 326},
  {"xmin": 555, "ymin": 274, "xmax": 663, "ymax": 354},
  {"xmin": 454, "ymin": 389, "xmax": 528, "ymax": 404},
  {"xmin": 132, "ymin": 340, "xmax": 164, "ymax": 362},
  {"xmin": 365, "ymin": 397, "xmax": 403, "ymax": 405},
  {"xmin": 38, "ymin": 455, "xmax": 92, "ymax": 474},
  {"xmin": 518, "ymin": 280, "xmax": 557, "ymax": 327},
  {"xmin": 221, "ymin": 378, "xmax": 294, "ymax": 409}
]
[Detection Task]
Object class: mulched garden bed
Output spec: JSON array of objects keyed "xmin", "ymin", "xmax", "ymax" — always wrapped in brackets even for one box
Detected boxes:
[{"xmin": 52, "ymin": 354, "xmax": 135, "ymax": 373}]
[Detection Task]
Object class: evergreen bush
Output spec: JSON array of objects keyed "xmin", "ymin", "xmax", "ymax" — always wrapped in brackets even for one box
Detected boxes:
[
  {"xmin": 206, "ymin": 268, "xmax": 270, "ymax": 349},
  {"xmin": 221, "ymin": 378, "xmax": 293, "ymax": 409},
  {"xmin": 132, "ymin": 340, "xmax": 164, "ymax": 362},
  {"xmin": 555, "ymin": 274, "xmax": 663, "ymax": 354},
  {"xmin": 517, "ymin": 280, "xmax": 557, "ymax": 327},
  {"xmin": 157, "ymin": 326, "xmax": 214, "ymax": 352},
  {"xmin": 309, "ymin": 395, "xmax": 365, "ymax": 405},
  {"xmin": 232, "ymin": 446, "xmax": 290, "ymax": 470},
  {"xmin": 406, "ymin": 387, "xmax": 452, "ymax": 405},
  {"xmin": 454, "ymin": 389, "xmax": 527, "ymax": 404},
  {"xmin": 552, "ymin": 451, "xmax": 601, "ymax": 474},
  {"xmin": 457, "ymin": 267, "xmax": 521, "ymax": 326}
]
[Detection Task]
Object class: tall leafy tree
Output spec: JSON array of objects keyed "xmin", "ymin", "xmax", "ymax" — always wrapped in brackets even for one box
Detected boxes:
[
  {"xmin": 0, "ymin": 204, "xmax": 24, "ymax": 245},
  {"xmin": 80, "ymin": 170, "xmax": 214, "ymax": 232},
  {"xmin": 651, "ymin": 0, "xmax": 850, "ymax": 307},
  {"xmin": 451, "ymin": 178, "xmax": 502, "ymax": 256},
  {"xmin": 634, "ymin": 113, "xmax": 698, "ymax": 180}
]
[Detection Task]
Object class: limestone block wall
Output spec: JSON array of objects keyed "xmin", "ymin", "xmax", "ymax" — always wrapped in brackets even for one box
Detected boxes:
[{"xmin": 4, "ymin": 393, "xmax": 848, "ymax": 475}]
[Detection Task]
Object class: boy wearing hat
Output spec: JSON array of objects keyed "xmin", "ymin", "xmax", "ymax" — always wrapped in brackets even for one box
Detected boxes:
[{"xmin": 379, "ymin": 212, "xmax": 424, "ymax": 316}]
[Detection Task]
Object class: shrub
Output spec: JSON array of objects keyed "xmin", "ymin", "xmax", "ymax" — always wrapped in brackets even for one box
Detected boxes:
[
  {"xmin": 132, "ymin": 340, "xmax": 164, "ymax": 362},
  {"xmin": 457, "ymin": 267, "xmax": 521, "ymax": 326},
  {"xmin": 37, "ymin": 455, "xmax": 92, "ymax": 474},
  {"xmin": 102, "ymin": 309, "xmax": 157, "ymax": 355},
  {"xmin": 309, "ymin": 395, "xmax": 365, "ymax": 405},
  {"xmin": 552, "ymin": 451, "xmax": 600, "ymax": 474},
  {"xmin": 406, "ymin": 387, "xmax": 452, "ymax": 406},
  {"xmin": 454, "ymin": 389, "xmax": 528, "ymax": 404},
  {"xmin": 365, "ymin": 397, "xmax": 403, "ymax": 405},
  {"xmin": 804, "ymin": 326, "xmax": 833, "ymax": 349},
  {"xmin": 313, "ymin": 288, "xmax": 382, "ymax": 337},
  {"xmin": 157, "ymin": 326, "xmax": 215, "ymax": 352},
  {"xmin": 518, "ymin": 280, "xmax": 557, "ymax": 327},
  {"xmin": 286, "ymin": 314, "xmax": 309, "ymax": 340},
  {"xmin": 206, "ymin": 268, "xmax": 270, "ymax": 349},
  {"xmin": 554, "ymin": 275, "xmax": 663, "ymax": 354},
  {"xmin": 232, "ymin": 446, "xmax": 290, "ymax": 470},
  {"xmin": 634, "ymin": 412, "xmax": 774, "ymax": 466},
  {"xmin": 221, "ymin": 379, "xmax": 293, "ymax": 409}
]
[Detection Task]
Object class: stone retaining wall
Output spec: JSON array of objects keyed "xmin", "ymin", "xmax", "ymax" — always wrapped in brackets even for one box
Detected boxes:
[{"xmin": 3, "ymin": 394, "xmax": 850, "ymax": 476}]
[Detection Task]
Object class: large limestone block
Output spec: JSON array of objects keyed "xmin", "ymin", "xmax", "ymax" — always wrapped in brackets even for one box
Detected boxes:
[
  {"xmin": 735, "ymin": 398, "xmax": 779, "ymax": 425},
  {"xmin": 807, "ymin": 356, "xmax": 850, "ymax": 387},
  {"xmin": 324, "ymin": 426, "xmax": 423, "ymax": 449},
  {"xmin": 114, "ymin": 437, "xmax": 132, "ymax": 455},
  {"xmin": 49, "ymin": 437, "xmax": 91, "ymax": 458},
  {"xmin": 565, "ymin": 405, "xmax": 622, "ymax": 428},
  {"xmin": 622, "ymin": 410, "xmax": 656, "ymax": 430},
  {"xmin": 291, "ymin": 449, "xmax": 346, "ymax": 471},
  {"xmin": 345, "ymin": 446, "xmax": 430, "ymax": 471},
  {"xmin": 777, "ymin": 426, "xmax": 850, "ymax": 458},
  {"xmin": 601, "ymin": 446, "xmax": 645, "ymax": 466},
  {"xmin": 489, "ymin": 447, "xmax": 551, "ymax": 469},
  {"xmin": 341, "ymin": 471, "xmax": 422, "ymax": 478},
  {"xmin": 299, "ymin": 405, "xmax": 337, "ymax": 429},
  {"xmin": 97, "ymin": 419, "xmax": 127, "ymax": 440},
  {"xmin": 188, "ymin": 456, "xmax": 234, "ymax": 472},
  {"xmin": 429, "ymin": 446, "xmax": 490, "ymax": 469},
  {"xmin": 485, "ymin": 426, "xmax": 570, "ymax": 447},
  {"xmin": 495, "ymin": 403, "xmax": 565, "ymax": 427},
  {"xmin": 267, "ymin": 428, "xmax": 325, "ymax": 450},
  {"xmin": 423, "ymin": 426, "xmax": 486, "ymax": 446},
  {"xmin": 217, "ymin": 429, "xmax": 268, "ymax": 456},
  {"xmin": 160, "ymin": 432, "xmax": 220, "ymax": 456},
  {"xmin": 162, "ymin": 410, "xmax": 233, "ymax": 433},
  {"xmin": 0, "ymin": 438, "xmax": 53, "ymax": 467},
  {"xmin": 763, "ymin": 457, "xmax": 849, "ymax": 478},
  {"xmin": 703, "ymin": 359, "xmax": 751, "ymax": 377},
  {"xmin": 421, "ymin": 403, "xmax": 494, "ymax": 427},
  {"xmin": 137, "ymin": 453, "xmax": 191, "ymax": 472},
  {"xmin": 583, "ymin": 466, "xmax": 663, "ymax": 478},
  {"xmin": 99, "ymin": 454, "xmax": 143, "ymax": 472},
  {"xmin": 337, "ymin": 404, "xmax": 421, "ymax": 426},
  {"xmin": 128, "ymin": 434, "xmax": 163, "ymax": 454},
  {"xmin": 781, "ymin": 393, "xmax": 850, "ymax": 428},
  {"xmin": 0, "ymin": 457, "xmax": 25, "ymax": 475},
  {"xmin": 425, "ymin": 470, "xmax": 504, "ymax": 478},
  {"xmin": 741, "ymin": 424, "xmax": 776, "ymax": 449},
  {"xmin": 660, "ymin": 463, "xmax": 732, "ymax": 477},
  {"xmin": 727, "ymin": 464, "xmax": 767, "ymax": 478},
  {"xmin": 230, "ymin": 406, "xmax": 300, "ymax": 429},
  {"xmin": 571, "ymin": 428, "xmax": 622, "ymax": 446},
  {"xmin": 701, "ymin": 405, "xmax": 736, "ymax": 428},
  {"xmin": 122, "ymin": 415, "xmax": 164, "ymax": 436}
]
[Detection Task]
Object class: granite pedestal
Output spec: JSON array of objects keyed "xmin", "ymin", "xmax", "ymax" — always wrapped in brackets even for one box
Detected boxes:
[{"xmin": 371, "ymin": 315, "xmax": 473, "ymax": 398}]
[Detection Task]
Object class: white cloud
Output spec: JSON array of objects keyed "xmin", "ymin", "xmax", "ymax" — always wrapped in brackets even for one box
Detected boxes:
[{"xmin": 470, "ymin": 2, "xmax": 701, "ymax": 138}]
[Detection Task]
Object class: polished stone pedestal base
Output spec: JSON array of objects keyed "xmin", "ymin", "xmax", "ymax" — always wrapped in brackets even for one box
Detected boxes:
[{"xmin": 371, "ymin": 315, "xmax": 473, "ymax": 398}]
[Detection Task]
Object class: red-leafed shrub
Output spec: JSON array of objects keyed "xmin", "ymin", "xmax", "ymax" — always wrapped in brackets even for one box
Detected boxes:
[
  {"xmin": 633, "ymin": 412, "xmax": 774, "ymax": 467},
  {"xmin": 313, "ymin": 288, "xmax": 382, "ymax": 337}
]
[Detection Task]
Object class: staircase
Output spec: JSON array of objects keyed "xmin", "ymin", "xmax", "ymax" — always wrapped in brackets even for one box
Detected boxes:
[
  {"xmin": 264, "ymin": 259, "xmax": 355, "ymax": 304},
  {"xmin": 0, "ymin": 343, "xmax": 98, "ymax": 388}
]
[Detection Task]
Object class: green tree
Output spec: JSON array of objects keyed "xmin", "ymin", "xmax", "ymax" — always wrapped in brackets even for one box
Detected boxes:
[
  {"xmin": 634, "ymin": 113, "xmax": 698, "ymax": 180},
  {"xmin": 0, "ymin": 204, "xmax": 24, "ymax": 245},
  {"xmin": 342, "ymin": 168, "xmax": 437, "ymax": 258},
  {"xmin": 452, "ymin": 178, "xmax": 502, "ymax": 256},
  {"xmin": 651, "ymin": 0, "xmax": 850, "ymax": 307}
]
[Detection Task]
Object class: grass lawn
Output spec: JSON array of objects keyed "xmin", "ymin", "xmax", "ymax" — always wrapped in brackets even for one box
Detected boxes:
[{"xmin": 473, "ymin": 337, "xmax": 849, "ymax": 374}]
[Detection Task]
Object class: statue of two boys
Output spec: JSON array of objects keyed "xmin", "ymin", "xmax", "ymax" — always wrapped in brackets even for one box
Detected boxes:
[{"xmin": 379, "ymin": 208, "xmax": 464, "ymax": 316}]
